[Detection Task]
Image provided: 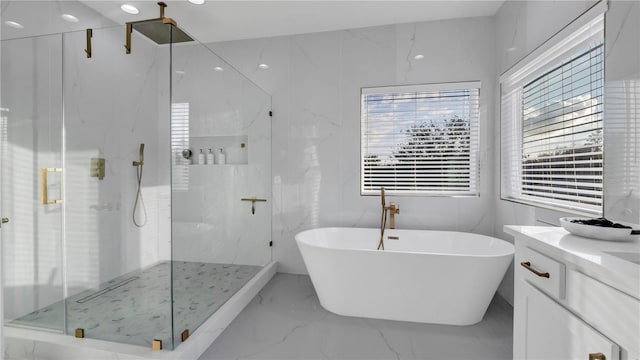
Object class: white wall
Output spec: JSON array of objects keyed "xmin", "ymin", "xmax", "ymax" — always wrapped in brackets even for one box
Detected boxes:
[
  {"xmin": 209, "ymin": 16, "xmax": 498, "ymax": 275},
  {"xmin": 168, "ymin": 43, "xmax": 272, "ymax": 267},
  {"xmin": 62, "ymin": 27, "xmax": 172, "ymax": 296},
  {"xmin": 211, "ymin": 0, "xmax": 640, "ymax": 307}
]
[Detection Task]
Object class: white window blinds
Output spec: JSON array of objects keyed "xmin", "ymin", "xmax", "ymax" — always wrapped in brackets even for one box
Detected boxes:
[
  {"xmin": 501, "ymin": 6, "xmax": 605, "ymax": 215},
  {"xmin": 361, "ymin": 82, "xmax": 480, "ymax": 196},
  {"xmin": 171, "ymin": 102, "xmax": 190, "ymax": 191}
]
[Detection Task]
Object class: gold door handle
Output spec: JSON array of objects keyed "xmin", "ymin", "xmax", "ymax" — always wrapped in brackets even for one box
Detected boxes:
[
  {"xmin": 1, "ymin": 218, "xmax": 8, "ymax": 224},
  {"xmin": 41, "ymin": 168, "xmax": 63, "ymax": 205},
  {"xmin": 520, "ymin": 261, "xmax": 550, "ymax": 278},
  {"xmin": 589, "ymin": 353, "xmax": 606, "ymax": 360},
  {"xmin": 241, "ymin": 196, "xmax": 267, "ymax": 215}
]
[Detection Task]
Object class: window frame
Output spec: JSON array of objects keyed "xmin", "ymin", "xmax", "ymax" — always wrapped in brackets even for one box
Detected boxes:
[
  {"xmin": 499, "ymin": 2, "xmax": 607, "ymax": 216},
  {"xmin": 360, "ymin": 81, "xmax": 481, "ymax": 197}
]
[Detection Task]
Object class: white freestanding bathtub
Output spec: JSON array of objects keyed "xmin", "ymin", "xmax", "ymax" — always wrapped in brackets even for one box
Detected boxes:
[{"xmin": 295, "ymin": 227, "xmax": 514, "ymax": 325}]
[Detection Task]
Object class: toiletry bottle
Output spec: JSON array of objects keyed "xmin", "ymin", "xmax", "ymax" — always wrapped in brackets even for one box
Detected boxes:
[
  {"xmin": 206, "ymin": 148, "xmax": 214, "ymax": 165},
  {"xmin": 197, "ymin": 149, "xmax": 205, "ymax": 165},
  {"xmin": 217, "ymin": 148, "xmax": 226, "ymax": 165}
]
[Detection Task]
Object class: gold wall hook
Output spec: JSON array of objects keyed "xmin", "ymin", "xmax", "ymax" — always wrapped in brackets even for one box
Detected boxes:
[
  {"xmin": 1, "ymin": 218, "xmax": 9, "ymax": 224},
  {"xmin": 241, "ymin": 196, "xmax": 267, "ymax": 215}
]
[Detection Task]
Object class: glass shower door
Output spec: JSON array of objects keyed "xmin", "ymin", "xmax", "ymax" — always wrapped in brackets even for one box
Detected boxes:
[
  {"xmin": 61, "ymin": 25, "xmax": 173, "ymax": 349},
  {"xmin": 0, "ymin": 34, "xmax": 65, "ymax": 332},
  {"xmin": 170, "ymin": 39, "xmax": 272, "ymax": 346}
]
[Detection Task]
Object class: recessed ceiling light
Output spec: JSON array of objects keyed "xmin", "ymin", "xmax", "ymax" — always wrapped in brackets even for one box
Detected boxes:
[
  {"xmin": 188, "ymin": 0, "xmax": 206, "ymax": 4},
  {"xmin": 214, "ymin": 66, "xmax": 224, "ymax": 72},
  {"xmin": 4, "ymin": 21, "xmax": 24, "ymax": 29},
  {"xmin": 61, "ymin": 14, "xmax": 79, "ymax": 23},
  {"xmin": 175, "ymin": 70, "xmax": 186, "ymax": 75},
  {"xmin": 258, "ymin": 63, "xmax": 269, "ymax": 69},
  {"xmin": 120, "ymin": 4, "xmax": 139, "ymax": 15},
  {"xmin": 414, "ymin": 54, "xmax": 425, "ymax": 60},
  {"xmin": 506, "ymin": 47, "xmax": 517, "ymax": 52}
]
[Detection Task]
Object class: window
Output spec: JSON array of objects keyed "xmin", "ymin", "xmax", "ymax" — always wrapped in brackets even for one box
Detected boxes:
[
  {"xmin": 501, "ymin": 7, "xmax": 605, "ymax": 214},
  {"xmin": 361, "ymin": 82, "xmax": 480, "ymax": 196},
  {"xmin": 171, "ymin": 102, "xmax": 190, "ymax": 191}
]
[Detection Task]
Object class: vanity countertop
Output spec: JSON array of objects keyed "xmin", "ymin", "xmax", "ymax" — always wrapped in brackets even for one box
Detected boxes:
[{"xmin": 504, "ymin": 225, "xmax": 640, "ymax": 300}]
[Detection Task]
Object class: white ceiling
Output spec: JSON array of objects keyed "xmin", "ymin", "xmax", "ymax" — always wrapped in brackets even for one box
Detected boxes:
[{"xmin": 81, "ymin": 1, "xmax": 505, "ymax": 44}]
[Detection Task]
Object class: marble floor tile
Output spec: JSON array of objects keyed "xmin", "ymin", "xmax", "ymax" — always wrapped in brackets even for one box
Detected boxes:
[
  {"xmin": 11, "ymin": 261, "xmax": 261, "ymax": 350},
  {"xmin": 200, "ymin": 273, "xmax": 513, "ymax": 360}
]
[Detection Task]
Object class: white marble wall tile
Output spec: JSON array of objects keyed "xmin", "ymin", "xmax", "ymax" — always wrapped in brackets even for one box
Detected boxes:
[
  {"xmin": 285, "ymin": 31, "xmax": 343, "ymax": 255},
  {"xmin": 170, "ymin": 42, "xmax": 272, "ymax": 268},
  {"xmin": 337, "ymin": 26, "xmax": 396, "ymax": 232},
  {"xmin": 211, "ymin": 17, "xmax": 497, "ymax": 275},
  {"xmin": 62, "ymin": 26, "xmax": 170, "ymax": 295},
  {"xmin": 209, "ymin": 37, "xmax": 295, "ymax": 272},
  {"xmin": 494, "ymin": 0, "xmax": 598, "ymax": 76},
  {"xmin": 394, "ymin": 17, "xmax": 496, "ymax": 237}
]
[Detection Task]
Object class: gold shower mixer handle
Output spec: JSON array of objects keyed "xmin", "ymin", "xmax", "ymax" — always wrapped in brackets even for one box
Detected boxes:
[
  {"xmin": 241, "ymin": 196, "xmax": 267, "ymax": 215},
  {"xmin": 41, "ymin": 168, "xmax": 63, "ymax": 205}
]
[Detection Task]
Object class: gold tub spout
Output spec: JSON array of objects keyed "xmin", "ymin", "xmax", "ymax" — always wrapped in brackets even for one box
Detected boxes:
[
  {"xmin": 378, "ymin": 187, "xmax": 400, "ymax": 250},
  {"xmin": 385, "ymin": 202, "xmax": 399, "ymax": 229}
]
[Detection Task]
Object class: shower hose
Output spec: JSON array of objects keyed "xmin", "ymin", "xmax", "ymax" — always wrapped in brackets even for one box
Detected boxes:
[{"xmin": 133, "ymin": 160, "xmax": 147, "ymax": 228}]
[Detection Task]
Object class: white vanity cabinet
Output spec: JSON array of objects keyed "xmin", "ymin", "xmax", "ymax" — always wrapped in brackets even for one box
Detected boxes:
[
  {"xmin": 516, "ymin": 277, "xmax": 619, "ymax": 360},
  {"xmin": 506, "ymin": 226, "xmax": 640, "ymax": 360}
]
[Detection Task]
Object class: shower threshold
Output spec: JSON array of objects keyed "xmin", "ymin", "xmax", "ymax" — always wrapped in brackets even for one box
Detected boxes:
[{"xmin": 9, "ymin": 261, "xmax": 269, "ymax": 352}]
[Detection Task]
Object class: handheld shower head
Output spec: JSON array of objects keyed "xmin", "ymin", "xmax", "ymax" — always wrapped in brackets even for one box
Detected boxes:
[{"xmin": 132, "ymin": 143, "xmax": 145, "ymax": 166}]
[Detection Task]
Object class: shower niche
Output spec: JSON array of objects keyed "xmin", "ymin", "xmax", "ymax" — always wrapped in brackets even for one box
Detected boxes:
[
  {"xmin": 183, "ymin": 135, "xmax": 249, "ymax": 165},
  {"xmin": 1, "ymin": 5, "xmax": 272, "ymax": 357}
]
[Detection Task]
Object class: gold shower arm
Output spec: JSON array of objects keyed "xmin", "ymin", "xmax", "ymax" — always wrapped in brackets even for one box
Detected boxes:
[
  {"xmin": 41, "ymin": 168, "xmax": 63, "ymax": 205},
  {"xmin": 85, "ymin": 28, "xmax": 92, "ymax": 58},
  {"xmin": 124, "ymin": 23, "xmax": 132, "ymax": 54}
]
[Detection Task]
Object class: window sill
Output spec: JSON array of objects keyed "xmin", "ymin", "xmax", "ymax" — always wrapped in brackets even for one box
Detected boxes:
[{"xmin": 499, "ymin": 196, "xmax": 602, "ymax": 218}]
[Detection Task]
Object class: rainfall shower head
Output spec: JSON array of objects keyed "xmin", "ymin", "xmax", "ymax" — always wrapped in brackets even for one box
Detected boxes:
[
  {"xmin": 131, "ymin": 18, "xmax": 193, "ymax": 45},
  {"xmin": 126, "ymin": 2, "xmax": 193, "ymax": 49}
]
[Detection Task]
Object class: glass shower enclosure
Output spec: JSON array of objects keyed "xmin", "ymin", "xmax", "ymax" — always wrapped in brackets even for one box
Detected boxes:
[{"xmin": 0, "ymin": 10, "xmax": 271, "ymax": 351}]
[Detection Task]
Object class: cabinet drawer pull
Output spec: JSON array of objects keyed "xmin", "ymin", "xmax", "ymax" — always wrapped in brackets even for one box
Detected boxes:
[
  {"xmin": 520, "ymin": 261, "xmax": 550, "ymax": 278},
  {"xmin": 589, "ymin": 353, "xmax": 606, "ymax": 360}
]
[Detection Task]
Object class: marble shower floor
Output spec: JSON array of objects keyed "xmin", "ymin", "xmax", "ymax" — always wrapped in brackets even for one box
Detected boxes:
[
  {"xmin": 11, "ymin": 261, "xmax": 261, "ymax": 350},
  {"xmin": 201, "ymin": 274, "xmax": 513, "ymax": 360}
]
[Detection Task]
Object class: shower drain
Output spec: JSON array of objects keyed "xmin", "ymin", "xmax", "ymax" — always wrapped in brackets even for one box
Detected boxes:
[{"xmin": 75, "ymin": 276, "xmax": 140, "ymax": 304}]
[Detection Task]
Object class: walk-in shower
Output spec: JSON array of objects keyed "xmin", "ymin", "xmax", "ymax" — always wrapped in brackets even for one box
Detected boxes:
[{"xmin": 1, "ymin": 1, "xmax": 272, "ymax": 354}]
